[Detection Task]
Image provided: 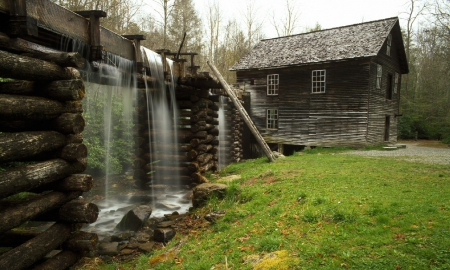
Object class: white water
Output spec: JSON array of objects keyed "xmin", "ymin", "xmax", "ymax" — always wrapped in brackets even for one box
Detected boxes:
[
  {"xmin": 60, "ymin": 37, "xmax": 190, "ymax": 233},
  {"xmin": 218, "ymin": 96, "xmax": 230, "ymax": 170}
]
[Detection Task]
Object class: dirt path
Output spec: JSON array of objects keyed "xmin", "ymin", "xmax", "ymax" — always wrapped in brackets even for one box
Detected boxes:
[{"xmin": 343, "ymin": 140, "xmax": 450, "ymax": 165}]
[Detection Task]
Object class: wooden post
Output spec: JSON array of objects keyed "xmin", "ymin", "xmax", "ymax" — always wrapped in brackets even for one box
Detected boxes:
[
  {"xmin": 75, "ymin": 10, "xmax": 107, "ymax": 61},
  {"xmin": 123, "ymin": 34, "xmax": 146, "ymax": 72},
  {"xmin": 8, "ymin": 0, "xmax": 38, "ymax": 37},
  {"xmin": 207, "ymin": 61, "xmax": 275, "ymax": 162}
]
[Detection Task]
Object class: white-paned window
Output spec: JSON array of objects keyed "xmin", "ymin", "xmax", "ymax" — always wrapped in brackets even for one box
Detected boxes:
[
  {"xmin": 376, "ymin": 64, "xmax": 382, "ymax": 89},
  {"xmin": 266, "ymin": 109, "xmax": 278, "ymax": 129},
  {"xmin": 312, "ymin": 70, "xmax": 326, "ymax": 93},
  {"xmin": 394, "ymin": 73, "xmax": 399, "ymax": 94},
  {"xmin": 387, "ymin": 34, "xmax": 392, "ymax": 56},
  {"xmin": 267, "ymin": 74, "xmax": 279, "ymax": 95}
]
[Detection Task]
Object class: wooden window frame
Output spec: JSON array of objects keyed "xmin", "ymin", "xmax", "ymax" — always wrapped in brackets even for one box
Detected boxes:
[
  {"xmin": 312, "ymin": 70, "xmax": 326, "ymax": 93},
  {"xmin": 376, "ymin": 64, "xmax": 382, "ymax": 89},
  {"xmin": 394, "ymin": 73, "xmax": 399, "ymax": 94},
  {"xmin": 387, "ymin": 73, "xmax": 393, "ymax": 100},
  {"xmin": 387, "ymin": 34, "xmax": 392, "ymax": 56},
  {"xmin": 266, "ymin": 109, "xmax": 278, "ymax": 129},
  {"xmin": 267, "ymin": 74, "xmax": 279, "ymax": 95}
]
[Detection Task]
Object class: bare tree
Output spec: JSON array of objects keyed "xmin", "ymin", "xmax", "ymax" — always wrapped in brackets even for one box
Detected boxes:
[
  {"xmin": 271, "ymin": 0, "xmax": 301, "ymax": 37},
  {"xmin": 241, "ymin": 0, "xmax": 265, "ymax": 51},
  {"xmin": 205, "ymin": 0, "xmax": 222, "ymax": 63},
  {"xmin": 152, "ymin": 0, "xmax": 175, "ymax": 48}
]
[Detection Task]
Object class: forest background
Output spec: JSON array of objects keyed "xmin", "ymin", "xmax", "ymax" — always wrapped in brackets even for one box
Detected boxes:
[{"xmin": 51, "ymin": 0, "xmax": 450, "ymax": 146}]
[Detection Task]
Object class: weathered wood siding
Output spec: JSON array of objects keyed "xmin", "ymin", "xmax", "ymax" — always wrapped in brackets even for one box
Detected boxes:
[
  {"xmin": 237, "ymin": 58, "xmax": 372, "ymax": 147},
  {"xmin": 367, "ymin": 29, "xmax": 402, "ymax": 145}
]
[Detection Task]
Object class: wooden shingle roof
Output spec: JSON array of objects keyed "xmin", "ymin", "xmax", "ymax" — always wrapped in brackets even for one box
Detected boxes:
[{"xmin": 231, "ymin": 17, "xmax": 405, "ymax": 71}]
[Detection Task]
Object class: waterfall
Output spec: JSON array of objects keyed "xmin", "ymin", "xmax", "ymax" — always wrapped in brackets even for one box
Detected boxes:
[{"xmin": 218, "ymin": 96, "xmax": 230, "ymax": 170}]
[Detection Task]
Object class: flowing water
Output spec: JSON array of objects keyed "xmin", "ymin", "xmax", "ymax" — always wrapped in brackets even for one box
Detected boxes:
[
  {"xmin": 218, "ymin": 96, "xmax": 230, "ymax": 170},
  {"xmin": 60, "ymin": 37, "xmax": 191, "ymax": 235}
]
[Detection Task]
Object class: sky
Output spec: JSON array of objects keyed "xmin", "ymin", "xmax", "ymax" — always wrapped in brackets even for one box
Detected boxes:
[{"xmin": 195, "ymin": 0, "xmax": 411, "ymax": 39}]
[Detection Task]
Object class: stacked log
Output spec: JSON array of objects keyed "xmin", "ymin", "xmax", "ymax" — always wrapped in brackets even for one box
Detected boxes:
[
  {"xmin": 230, "ymin": 107, "xmax": 245, "ymax": 162},
  {"xmin": 0, "ymin": 47, "xmax": 97, "ymax": 270}
]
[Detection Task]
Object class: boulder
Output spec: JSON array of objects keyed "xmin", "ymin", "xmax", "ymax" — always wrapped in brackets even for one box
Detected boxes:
[
  {"xmin": 97, "ymin": 242, "xmax": 119, "ymax": 256},
  {"xmin": 192, "ymin": 183, "xmax": 227, "ymax": 207},
  {"xmin": 154, "ymin": 228, "xmax": 176, "ymax": 243},
  {"xmin": 138, "ymin": 241, "xmax": 155, "ymax": 253},
  {"xmin": 115, "ymin": 205, "xmax": 152, "ymax": 231}
]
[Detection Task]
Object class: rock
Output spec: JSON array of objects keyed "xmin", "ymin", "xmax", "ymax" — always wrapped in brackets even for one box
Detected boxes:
[
  {"xmin": 97, "ymin": 242, "xmax": 119, "ymax": 256},
  {"xmin": 134, "ymin": 232, "xmax": 151, "ymax": 243},
  {"xmin": 204, "ymin": 210, "xmax": 226, "ymax": 223},
  {"xmin": 154, "ymin": 228, "xmax": 176, "ymax": 243},
  {"xmin": 157, "ymin": 220, "xmax": 174, "ymax": 228},
  {"xmin": 111, "ymin": 231, "xmax": 135, "ymax": 242},
  {"xmin": 115, "ymin": 205, "xmax": 152, "ymax": 231},
  {"xmin": 155, "ymin": 202, "xmax": 181, "ymax": 211},
  {"xmin": 138, "ymin": 242, "xmax": 155, "ymax": 253},
  {"xmin": 216, "ymin": 174, "xmax": 241, "ymax": 184},
  {"xmin": 273, "ymin": 151, "xmax": 286, "ymax": 158},
  {"xmin": 192, "ymin": 183, "xmax": 228, "ymax": 207},
  {"xmin": 120, "ymin": 248, "xmax": 135, "ymax": 255}
]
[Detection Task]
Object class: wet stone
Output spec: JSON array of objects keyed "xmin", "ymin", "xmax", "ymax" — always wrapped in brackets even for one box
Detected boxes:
[
  {"xmin": 111, "ymin": 231, "xmax": 135, "ymax": 242},
  {"xmin": 97, "ymin": 242, "xmax": 119, "ymax": 256},
  {"xmin": 154, "ymin": 228, "xmax": 176, "ymax": 243},
  {"xmin": 155, "ymin": 202, "xmax": 181, "ymax": 211},
  {"xmin": 116, "ymin": 205, "xmax": 152, "ymax": 231}
]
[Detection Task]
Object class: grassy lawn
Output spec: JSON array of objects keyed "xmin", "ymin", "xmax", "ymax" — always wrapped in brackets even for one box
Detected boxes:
[{"xmin": 86, "ymin": 148, "xmax": 450, "ymax": 269}]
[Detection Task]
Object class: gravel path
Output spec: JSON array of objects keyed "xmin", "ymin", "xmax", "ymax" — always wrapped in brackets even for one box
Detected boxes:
[{"xmin": 342, "ymin": 141, "xmax": 450, "ymax": 165}]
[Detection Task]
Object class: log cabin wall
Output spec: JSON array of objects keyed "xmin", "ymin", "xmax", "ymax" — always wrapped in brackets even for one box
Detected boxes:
[
  {"xmin": 236, "ymin": 58, "xmax": 373, "ymax": 148},
  {"xmin": 0, "ymin": 48, "xmax": 98, "ymax": 269},
  {"xmin": 367, "ymin": 28, "xmax": 403, "ymax": 145}
]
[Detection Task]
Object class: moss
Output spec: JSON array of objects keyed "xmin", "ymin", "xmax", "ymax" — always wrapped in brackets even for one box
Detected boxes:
[{"xmin": 244, "ymin": 250, "xmax": 301, "ymax": 270}]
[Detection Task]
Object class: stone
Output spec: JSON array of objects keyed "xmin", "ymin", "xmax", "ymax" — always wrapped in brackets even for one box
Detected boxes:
[
  {"xmin": 138, "ymin": 241, "xmax": 155, "ymax": 253},
  {"xmin": 216, "ymin": 174, "xmax": 241, "ymax": 184},
  {"xmin": 192, "ymin": 183, "xmax": 228, "ymax": 207},
  {"xmin": 120, "ymin": 248, "xmax": 135, "ymax": 255},
  {"xmin": 135, "ymin": 232, "xmax": 151, "ymax": 243},
  {"xmin": 115, "ymin": 205, "xmax": 152, "ymax": 231},
  {"xmin": 154, "ymin": 228, "xmax": 176, "ymax": 243},
  {"xmin": 204, "ymin": 210, "xmax": 226, "ymax": 223},
  {"xmin": 111, "ymin": 231, "xmax": 135, "ymax": 242},
  {"xmin": 156, "ymin": 202, "xmax": 181, "ymax": 211},
  {"xmin": 273, "ymin": 151, "xmax": 286, "ymax": 158},
  {"xmin": 97, "ymin": 242, "xmax": 119, "ymax": 256},
  {"xmin": 157, "ymin": 220, "xmax": 174, "ymax": 228}
]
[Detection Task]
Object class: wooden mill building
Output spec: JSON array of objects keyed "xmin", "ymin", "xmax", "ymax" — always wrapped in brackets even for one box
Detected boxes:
[{"xmin": 231, "ymin": 17, "xmax": 409, "ymax": 151}]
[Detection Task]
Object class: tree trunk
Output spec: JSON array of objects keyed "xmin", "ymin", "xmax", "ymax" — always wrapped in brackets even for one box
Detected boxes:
[
  {"xmin": 63, "ymin": 231, "xmax": 98, "ymax": 253},
  {"xmin": 29, "ymin": 52, "xmax": 85, "ymax": 68},
  {"xmin": 0, "ymin": 131, "xmax": 67, "ymax": 162},
  {"xmin": 0, "ymin": 113, "xmax": 84, "ymax": 133},
  {"xmin": 0, "ymin": 159, "xmax": 85, "ymax": 199},
  {"xmin": 0, "ymin": 223, "xmax": 74, "ymax": 270},
  {"xmin": 196, "ymin": 144, "xmax": 213, "ymax": 154},
  {"xmin": 0, "ymin": 94, "xmax": 81, "ymax": 121},
  {"xmin": 52, "ymin": 113, "xmax": 85, "ymax": 134},
  {"xmin": 35, "ymin": 201, "xmax": 98, "ymax": 224},
  {"xmin": 0, "ymin": 191, "xmax": 82, "ymax": 234},
  {"xmin": 0, "ymin": 50, "xmax": 80, "ymax": 82},
  {"xmin": 40, "ymin": 79, "xmax": 85, "ymax": 101},
  {"xmin": 32, "ymin": 250, "xmax": 81, "ymax": 270},
  {"xmin": 32, "ymin": 174, "xmax": 93, "ymax": 192},
  {"xmin": 197, "ymin": 153, "xmax": 213, "ymax": 165}
]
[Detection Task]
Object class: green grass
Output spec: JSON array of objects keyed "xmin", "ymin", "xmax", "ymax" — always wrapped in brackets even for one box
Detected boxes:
[{"xmin": 84, "ymin": 148, "xmax": 450, "ymax": 270}]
